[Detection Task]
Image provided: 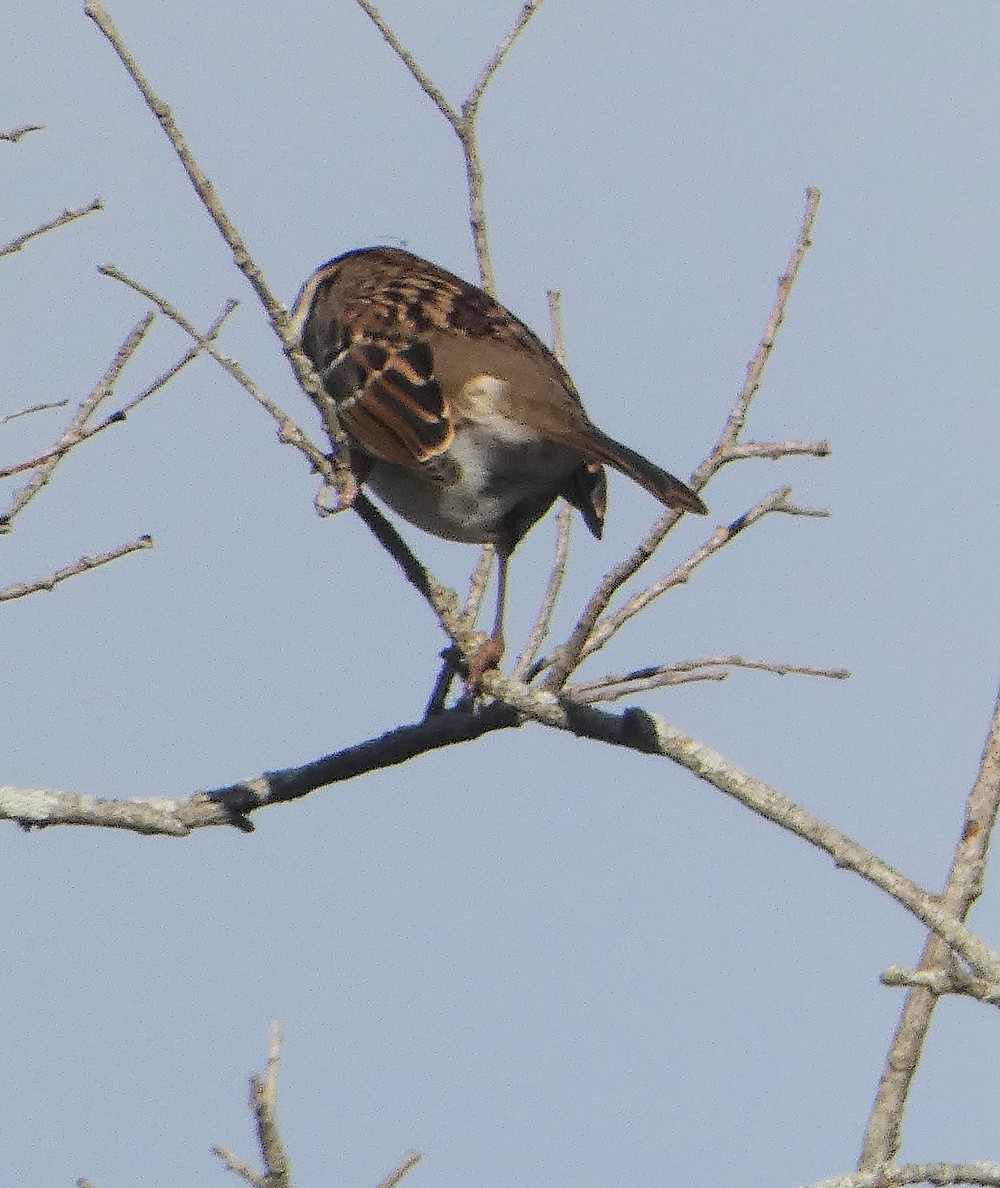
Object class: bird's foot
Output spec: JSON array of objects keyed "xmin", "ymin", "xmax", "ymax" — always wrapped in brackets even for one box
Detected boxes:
[{"xmin": 465, "ymin": 635, "xmax": 504, "ymax": 694}]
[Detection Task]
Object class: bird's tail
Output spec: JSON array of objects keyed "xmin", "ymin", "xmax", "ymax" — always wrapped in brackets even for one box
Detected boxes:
[{"xmin": 585, "ymin": 426, "xmax": 707, "ymax": 515}]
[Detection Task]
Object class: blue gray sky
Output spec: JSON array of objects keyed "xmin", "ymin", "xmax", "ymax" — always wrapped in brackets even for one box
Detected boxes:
[{"xmin": 4, "ymin": 2, "xmax": 1000, "ymax": 1185}]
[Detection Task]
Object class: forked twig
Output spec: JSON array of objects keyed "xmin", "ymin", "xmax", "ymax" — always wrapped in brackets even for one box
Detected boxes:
[
  {"xmin": 1, "ymin": 314, "xmax": 154, "ymax": 530},
  {"xmin": 0, "ymin": 299, "xmax": 235, "ymax": 483},
  {"xmin": 541, "ymin": 188, "xmax": 826, "ymax": 691},
  {"xmin": 84, "ymin": 0, "xmax": 356, "ymax": 503},
  {"xmin": 579, "ymin": 486, "xmax": 825, "ymax": 663},
  {"xmin": 566, "ymin": 654, "xmax": 849, "ymax": 704},
  {"xmin": 354, "ymin": 0, "xmax": 546, "ymax": 290},
  {"xmin": 858, "ymin": 688, "xmax": 1000, "ymax": 1172},
  {"xmin": 213, "ymin": 1023, "xmax": 290, "ymax": 1188}
]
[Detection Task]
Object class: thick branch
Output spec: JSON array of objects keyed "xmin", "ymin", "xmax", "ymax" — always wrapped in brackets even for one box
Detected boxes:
[
  {"xmin": 6, "ymin": 676, "xmax": 1000, "ymax": 987},
  {"xmin": 807, "ymin": 1162, "xmax": 1000, "ymax": 1188}
]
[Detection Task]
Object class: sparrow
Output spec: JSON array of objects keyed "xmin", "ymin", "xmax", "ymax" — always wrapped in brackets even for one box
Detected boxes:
[{"xmin": 290, "ymin": 246, "xmax": 707, "ymax": 684}]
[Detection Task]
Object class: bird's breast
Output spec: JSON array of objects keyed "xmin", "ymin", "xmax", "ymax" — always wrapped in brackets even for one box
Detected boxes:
[{"xmin": 366, "ymin": 409, "xmax": 582, "ymax": 545}]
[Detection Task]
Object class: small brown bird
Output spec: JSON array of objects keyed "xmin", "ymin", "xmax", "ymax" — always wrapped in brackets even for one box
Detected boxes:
[{"xmin": 290, "ymin": 246, "xmax": 707, "ymax": 682}]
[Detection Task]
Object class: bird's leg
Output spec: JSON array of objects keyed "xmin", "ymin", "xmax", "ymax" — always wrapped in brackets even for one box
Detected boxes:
[{"xmin": 466, "ymin": 552, "xmax": 508, "ymax": 691}]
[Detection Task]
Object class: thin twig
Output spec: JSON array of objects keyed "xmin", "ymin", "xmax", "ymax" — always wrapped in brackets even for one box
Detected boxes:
[
  {"xmin": 377, "ymin": 1150, "xmax": 423, "ymax": 1188},
  {"xmin": 0, "ymin": 399, "xmax": 69, "ymax": 427},
  {"xmin": 98, "ymin": 264, "xmax": 334, "ymax": 488},
  {"xmin": 566, "ymin": 654, "xmax": 850, "ymax": 703},
  {"xmin": 98, "ymin": 267, "xmax": 470, "ymax": 660},
  {"xmin": 84, "ymin": 0, "xmax": 356, "ymax": 502},
  {"xmin": 514, "ymin": 504, "xmax": 572, "ymax": 680},
  {"xmin": 693, "ymin": 186, "xmax": 823, "ymax": 483},
  {"xmin": 514, "ymin": 288, "xmax": 573, "ymax": 678},
  {"xmin": 465, "ymin": 2, "xmax": 545, "ymax": 117},
  {"xmin": 251, "ymin": 1022, "xmax": 290, "ymax": 1188},
  {"xmin": 459, "ymin": 1, "xmax": 545, "ymax": 287},
  {"xmin": 353, "ymin": 0, "xmax": 460, "ymax": 127},
  {"xmin": 0, "ymin": 301, "xmax": 235, "ymax": 482},
  {"xmin": 212, "ymin": 1146, "xmax": 266, "ymax": 1188},
  {"xmin": 1, "ymin": 123, "xmax": 44, "ymax": 143},
  {"xmin": 0, "ymin": 314, "xmax": 154, "ymax": 530},
  {"xmin": 461, "ymin": 544, "xmax": 496, "ymax": 633},
  {"xmin": 578, "ymin": 486, "xmax": 801, "ymax": 663},
  {"xmin": 0, "ymin": 537, "xmax": 154, "ymax": 602},
  {"xmin": 213, "ymin": 1023, "xmax": 289, "ymax": 1188},
  {"xmin": 858, "ymin": 688, "xmax": 1000, "ymax": 1172},
  {"xmin": 0, "ymin": 198, "xmax": 103, "ymax": 260},
  {"xmin": 721, "ymin": 438, "xmax": 830, "ymax": 462},
  {"xmin": 542, "ymin": 189, "xmax": 824, "ymax": 691},
  {"xmin": 354, "ymin": 0, "xmax": 544, "ymax": 290}
]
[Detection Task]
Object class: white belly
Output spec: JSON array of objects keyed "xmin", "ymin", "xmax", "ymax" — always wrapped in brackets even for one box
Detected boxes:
[{"xmin": 367, "ymin": 417, "xmax": 581, "ymax": 545}]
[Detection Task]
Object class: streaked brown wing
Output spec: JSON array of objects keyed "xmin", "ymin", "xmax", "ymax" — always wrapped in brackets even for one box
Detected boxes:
[{"xmin": 319, "ymin": 334, "xmax": 455, "ymax": 469}]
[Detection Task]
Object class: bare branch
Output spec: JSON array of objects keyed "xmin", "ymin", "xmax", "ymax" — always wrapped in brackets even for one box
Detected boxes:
[
  {"xmin": 0, "ymin": 313, "xmax": 154, "ymax": 530},
  {"xmin": 806, "ymin": 1161, "xmax": 1000, "ymax": 1188},
  {"xmin": 514, "ymin": 288, "xmax": 573, "ymax": 679},
  {"xmin": 0, "ymin": 198, "xmax": 103, "ymax": 260},
  {"xmin": 464, "ymin": 2, "xmax": 545, "ymax": 118},
  {"xmin": 250, "ymin": 1023, "xmax": 291, "ymax": 1188},
  {"xmin": 0, "ymin": 300, "xmax": 234, "ymax": 482},
  {"xmin": 96, "ymin": 265, "xmax": 471, "ymax": 655},
  {"xmin": 858, "ymin": 688, "xmax": 1000, "ymax": 1171},
  {"xmin": 98, "ymin": 262, "xmax": 333, "ymax": 474},
  {"xmin": 0, "ymin": 399, "xmax": 69, "ymax": 427},
  {"xmin": 1, "ymin": 123, "xmax": 44, "ymax": 143},
  {"xmin": 212, "ymin": 1023, "xmax": 289, "ymax": 1187},
  {"xmin": 0, "ymin": 536, "xmax": 154, "ymax": 602},
  {"xmin": 541, "ymin": 190, "xmax": 825, "ymax": 691},
  {"xmin": 212, "ymin": 1146, "xmax": 266, "ymax": 1188},
  {"xmin": 514, "ymin": 504, "xmax": 572, "ymax": 680},
  {"xmin": 354, "ymin": 1, "xmax": 545, "ymax": 290},
  {"xmin": 353, "ymin": 0, "xmax": 460, "ymax": 128},
  {"xmin": 461, "ymin": 544, "xmax": 496, "ymax": 633},
  {"xmin": 576, "ymin": 487, "xmax": 798, "ymax": 665},
  {"xmin": 6, "ymin": 675, "xmax": 1000, "ymax": 989},
  {"xmin": 84, "ymin": 0, "xmax": 356, "ymax": 503},
  {"xmin": 693, "ymin": 186, "xmax": 822, "ymax": 483},
  {"xmin": 566, "ymin": 655, "xmax": 850, "ymax": 704},
  {"xmin": 377, "ymin": 1150, "xmax": 423, "ymax": 1188}
]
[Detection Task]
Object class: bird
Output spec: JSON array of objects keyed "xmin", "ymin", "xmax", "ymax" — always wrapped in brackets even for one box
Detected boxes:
[{"xmin": 290, "ymin": 246, "xmax": 707, "ymax": 686}]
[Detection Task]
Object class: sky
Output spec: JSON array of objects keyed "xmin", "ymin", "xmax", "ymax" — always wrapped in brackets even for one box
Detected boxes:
[{"xmin": 4, "ymin": 2, "xmax": 1000, "ymax": 1186}]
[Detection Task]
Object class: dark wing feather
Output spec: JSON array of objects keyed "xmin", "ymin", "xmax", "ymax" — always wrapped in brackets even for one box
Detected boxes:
[{"xmin": 320, "ymin": 337, "xmax": 454, "ymax": 467}]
